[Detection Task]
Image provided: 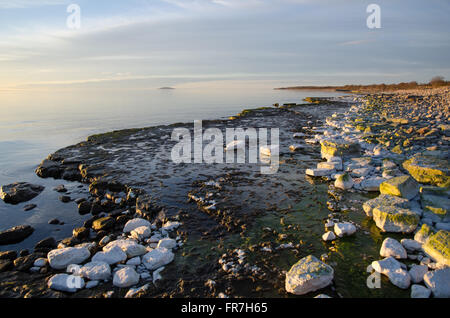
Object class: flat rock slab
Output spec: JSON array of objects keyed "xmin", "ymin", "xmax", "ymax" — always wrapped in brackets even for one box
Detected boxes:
[{"xmin": 0, "ymin": 182, "xmax": 44, "ymax": 204}]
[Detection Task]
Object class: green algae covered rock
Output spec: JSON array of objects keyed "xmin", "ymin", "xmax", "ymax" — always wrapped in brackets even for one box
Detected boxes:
[
  {"xmin": 414, "ymin": 224, "xmax": 434, "ymax": 244},
  {"xmin": 362, "ymin": 194, "xmax": 410, "ymax": 217},
  {"xmin": 372, "ymin": 205, "xmax": 420, "ymax": 233},
  {"xmin": 403, "ymin": 153, "xmax": 450, "ymax": 187},
  {"xmin": 380, "ymin": 175, "xmax": 419, "ymax": 200},
  {"xmin": 320, "ymin": 140, "xmax": 361, "ymax": 160},
  {"xmin": 423, "ymin": 230, "xmax": 450, "ymax": 266},
  {"xmin": 285, "ymin": 255, "xmax": 334, "ymax": 295},
  {"xmin": 421, "ymin": 194, "xmax": 449, "ymax": 219}
]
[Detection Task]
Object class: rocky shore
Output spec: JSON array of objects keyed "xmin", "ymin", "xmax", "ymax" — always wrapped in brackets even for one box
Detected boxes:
[{"xmin": 0, "ymin": 88, "xmax": 448, "ymax": 298}]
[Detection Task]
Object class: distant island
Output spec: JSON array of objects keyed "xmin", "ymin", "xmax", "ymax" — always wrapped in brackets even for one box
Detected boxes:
[
  {"xmin": 159, "ymin": 87, "xmax": 175, "ymax": 90},
  {"xmin": 275, "ymin": 76, "xmax": 450, "ymax": 93}
]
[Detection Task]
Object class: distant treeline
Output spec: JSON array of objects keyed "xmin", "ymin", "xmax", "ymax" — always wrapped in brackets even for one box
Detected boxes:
[{"xmin": 276, "ymin": 76, "xmax": 450, "ymax": 92}]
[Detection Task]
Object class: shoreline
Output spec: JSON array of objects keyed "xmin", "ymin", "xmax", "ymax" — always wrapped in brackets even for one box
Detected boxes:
[{"xmin": 0, "ymin": 88, "xmax": 448, "ymax": 298}]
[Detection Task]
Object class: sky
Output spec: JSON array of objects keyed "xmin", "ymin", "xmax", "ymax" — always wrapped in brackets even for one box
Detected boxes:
[{"xmin": 0, "ymin": 0, "xmax": 449, "ymax": 90}]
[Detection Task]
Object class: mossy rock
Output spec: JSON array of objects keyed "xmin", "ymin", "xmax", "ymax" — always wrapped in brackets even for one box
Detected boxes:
[
  {"xmin": 372, "ymin": 205, "xmax": 420, "ymax": 233},
  {"xmin": 380, "ymin": 175, "xmax": 419, "ymax": 200},
  {"xmin": 362, "ymin": 194, "xmax": 410, "ymax": 217},
  {"xmin": 92, "ymin": 217, "xmax": 115, "ymax": 231},
  {"xmin": 320, "ymin": 140, "xmax": 361, "ymax": 160},
  {"xmin": 423, "ymin": 230, "xmax": 450, "ymax": 266},
  {"xmin": 421, "ymin": 194, "xmax": 449, "ymax": 218},
  {"xmin": 414, "ymin": 224, "xmax": 434, "ymax": 244},
  {"xmin": 403, "ymin": 154, "xmax": 450, "ymax": 187}
]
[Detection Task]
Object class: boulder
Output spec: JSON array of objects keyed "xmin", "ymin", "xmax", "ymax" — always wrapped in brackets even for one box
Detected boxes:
[
  {"xmin": 409, "ymin": 265, "xmax": 428, "ymax": 284},
  {"xmin": 422, "ymin": 230, "xmax": 450, "ymax": 266},
  {"xmin": 334, "ymin": 222, "xmax": 356, "ymax": 237},
  {"xmin": 320, "ymin": 140, "xmax": 361, "ymax": 160},
  {"xmin": 379, "ymin": 176, "xmax": 419, "ymax": 200},
  {"xmin": 411, "ymin": 284, "xmax": 431, "ymax": 298},
  {"xmin": 103, "ymin": 240, "xmax": 147, "ymax": 258},
  {"xmin": 414, "ymin": 224, "xmax": 434, "ymax": 244},
  {"xmin": 157, "ymin": 238, "xmax": 177, "ymax": 249},
  {"xmin": 360, "ymin": 177, "xmax": 386, "ymax": 192},
  {"xmin": 380, "ymin": 238, "xmax": 407, "ymax": 259},
  {"xmin": 362, "ymin": 194, "xmax": 410, "ymax": 217},
  {"xmin": 79, "ymin": 261, "xmax": 111, "ymax": 281},
  {"xmin": 130, "ymin": 226, "xmax": 152, "ymax": 241},
  {"xmin": 421, "ymin": 194, "xmax": 449, "ymax": 219},
  {"xmin": 92, "ymin": 245, "xmax": 127, "ymax": 265},
  {"xmin": 322, "ymin": 231, "xmax": 336, "ymax": 241},
  {"xmin": 142, "ymin": 248, "xmax": 174, "ymax": 270},
  {"xmin": 0, "ymin": 182, "xmax": 44, "ymax": 204},
  {"xmin": 92, "ymin": 217, "xmax": 115, "ymax": 231},
  {"xmin": 371, "ymin": 257, "xmax": 411, "ymax": 289},
  {"xmin": 334, "ymin": 174, "xmax": 354, "ymax": 190},
  {"xmin": 48, "ymin": 274, "xmax": 85, "ymax": 293},
  {"xmin": 0, "ymin": 225, "xmax": 34, "ymax": 245},
  {"xmin": 123, "ymin": 218, "xmax": 152, "ymax": 233},
  {"xmin": 400, "ymin": 239, "xmax": 422, "ymax": 252},
  {"xmin": 372, "ymin": 206, "xmax": 419, "ymax": 233},
  {"xmin": 47, "ymin": 247, "xmax": 91, "ymax": 270},
  {"xmin": 403, "ymin": 153, "xmax": 450, "ymax": 187},
  {"xmin": 285, "ymin": 255, "xmax": 334, "ymax": 295},
  {"xmin": 423, "ymin": 267, "xmax": 450, "ymax": 298},
  {"xmin": 113, "ymin": 267, "xmax": 140, "ymax": 288}
]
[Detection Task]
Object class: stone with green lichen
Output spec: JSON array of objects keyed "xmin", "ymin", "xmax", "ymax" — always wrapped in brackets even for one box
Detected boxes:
[
  {"xmin": 391, "ymin": 145, "xmax": 403, "ymax": 154},
  {"xmin": 403, "ymin": 153, "xmax": 450, "ymax": 187},
  {"xmin": 380, "ymin": 175, "xmax": 419, "ymax": 200},
  {"xmin": 320, "ymin": 140, "xmax": 361, "ymax": 160},
  {"xmin": 414, "ymin": 224, "xmax": 434, "ymax": 244},
  {"xmin": 362, "ymin": 194, "xmax": 410, "ymax": 217},
  {"xmin": 285, "ymin": 255, "xmax": 334, "ymax": 295},
  {"xmin": 423, "ymin": 230, "xmax": 450, "ymax": 266},
  {"xmin": 372, "ymin": 205, "xmax": 420, "ymax": 233},
  {"xmin": 421, "ymin": 194, "xmax": 449, "ymax": 218}
]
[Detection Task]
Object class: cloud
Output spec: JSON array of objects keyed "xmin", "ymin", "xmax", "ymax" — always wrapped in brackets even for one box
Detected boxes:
[{"xmin": 0, "ymin": 0, "xmax": 68, "ymax": 9}]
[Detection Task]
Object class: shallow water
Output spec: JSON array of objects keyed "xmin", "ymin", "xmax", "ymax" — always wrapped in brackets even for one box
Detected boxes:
[{"xmin": 0, "ymin": 87, "xmax": 344, "ymax": 252}]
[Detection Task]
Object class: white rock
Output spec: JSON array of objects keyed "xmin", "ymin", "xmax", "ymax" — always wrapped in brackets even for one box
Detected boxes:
[
  {"xmin": 372, "ymin": 257, "xmax": 411, "ymax": 289},
  {"xmin": 423, "ymin": 268, "xmax": 450, "ymax": 298},
  {"xmin": 380, "ymin": 238, "xmax": 407, "ymax": 259},
  {"xmin": 322, "ymin": 231, "xmax": 336, "ymax": 241},
  {"xmin": 334, "ymin": 174, "xmax": 354, "ymax": 190},
  {"xmin": 131, "ymin": 226, "xmax": 152, "ymax": 241},
  {"xmin": 306, "ymin": 168, "xmax": 334, "ymax": 177},
  {"xmin": 47, "ymin": 247, "xmax": 91, "ymax": 270},
  {"xmin": 103, "ymin": 240, "xmax": 147, "ymax": 258},
  {"xmin": 400, "ymin": 239, "xmax": 422, "ymax": 252},
  {"xmin": 411, "ymin": 284, "xmax": 431, "ymax": 298},
  {"xmin": 79, "ymin": 262, "xmax": 111, "ymax": 281},
  {"xmin": 260, "ymin": 145, "xmax": 279, "ymax": 157},
  {"xmin": 123, "ymin": 218, "xmax": 152, "ymax": 233},
  {"xmin": 285, "ymin": 255, "xmax": 334, "ymax": 295},
  {"xmin": 85, "ymin": 280, "xmax": 99, "ymax": 289},
  {"xmin": 157, "ymin": 238, "xmax": 177, "ymax": 249},
  {"xmin": 360, "ymin": 177, "xmax": 385, "ymax": 192},
  {"xmin": 33, "ymin": 258, "xmax": 47, "ymax": 267},
  {"xmin": 289, "ymin": 144, "xmax": 304, "ymax": 152},
  {"xmin": 113, "ymin": 267, "xmax": 140, "ymax": 288},
  {"xmin": 409, "ymin": 265, "xmax": 428, "ymax": 284},
  {"xmin": 126, "ymin": 257, "xmax": 141, "ymax": 266},
  {"xmin": 92, "ymin": 246, "xmax": 127, "ymax": 265},
  {"xmin": 153, "ymin": 266, "xmax": 165, "ymax": 282},
  {"xmin": 318, "ymin": 161, "xmax": 342, "ymax": 171},
  {"xmin": 334, "ymin": 222, "xmax": 356, "ymax": 237},
  {"xmin": 161, "ymin": 221, "xmax": 181, "ymax": 231},
  {"xmin": 142, "ymin": 248, "xmax": 174, "ymax": 270},
  {"xmin": 48, "ymin": 274, "xmax": 85, "ymax": 293}
]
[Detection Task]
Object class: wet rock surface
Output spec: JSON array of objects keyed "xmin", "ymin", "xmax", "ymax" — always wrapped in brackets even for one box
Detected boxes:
[{"xmin": 0, "ymin": 183, "xmax": 44, "ymax": 204}]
